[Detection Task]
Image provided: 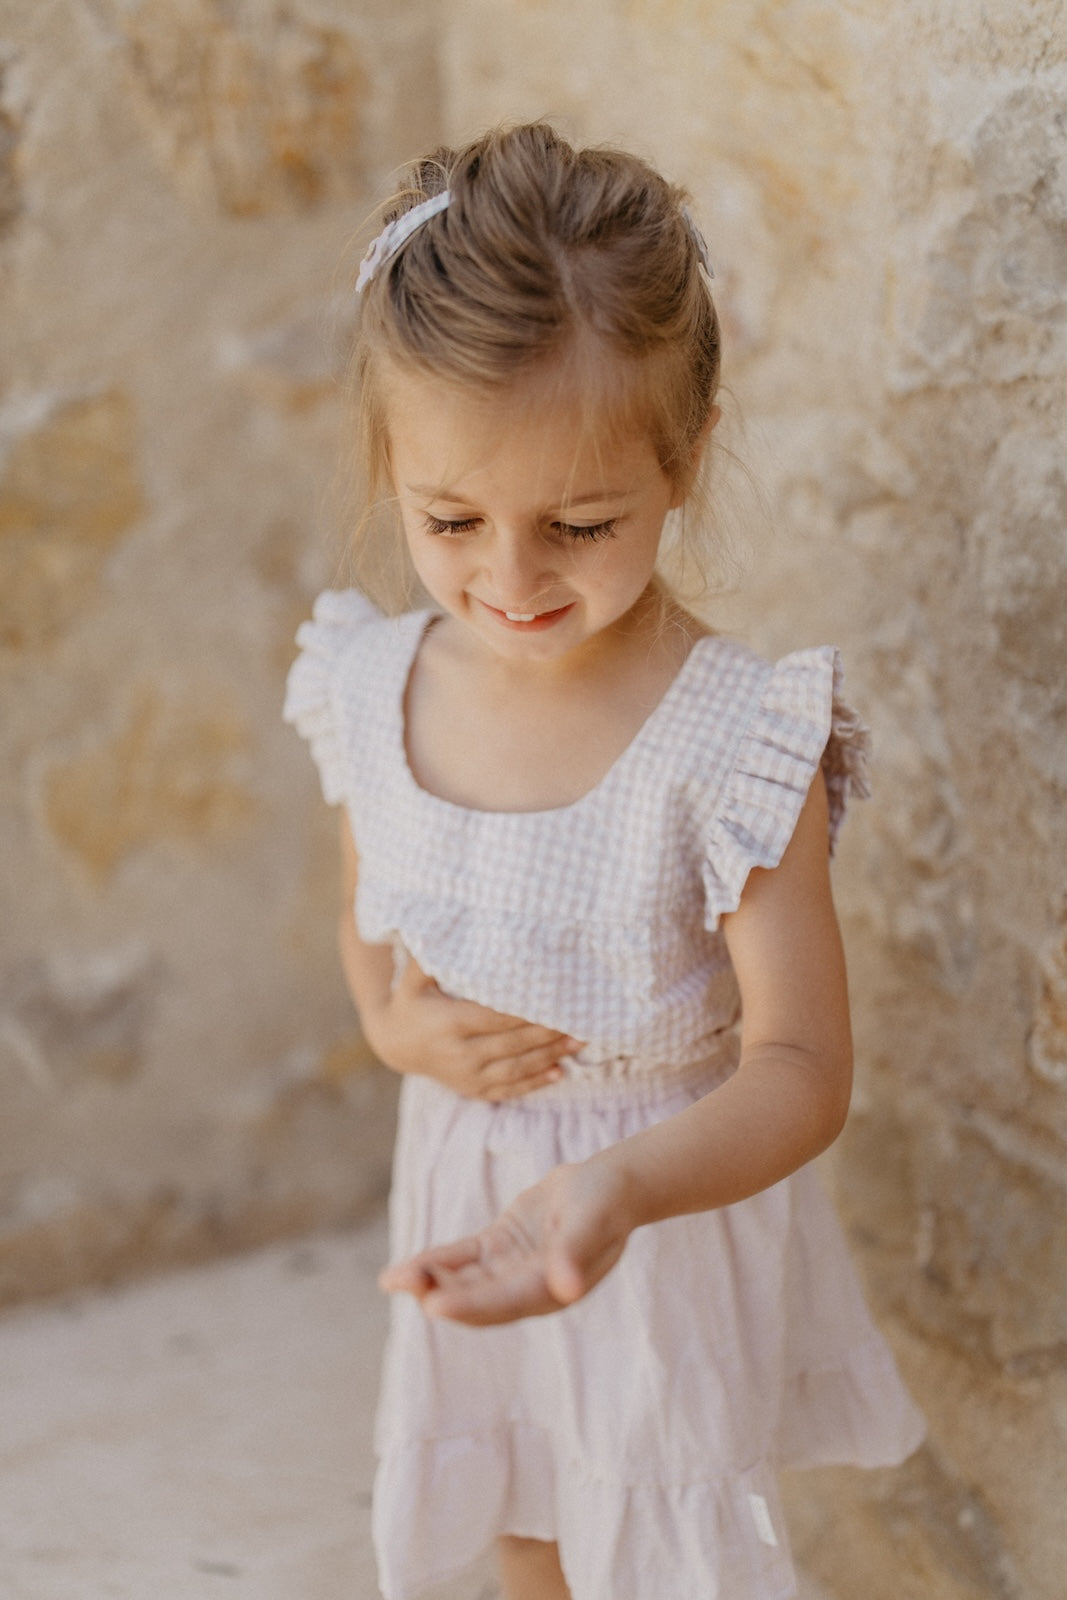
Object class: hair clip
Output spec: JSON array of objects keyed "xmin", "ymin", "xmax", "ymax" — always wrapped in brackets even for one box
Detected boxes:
[
  {"xmin": 681, "ymin": 205, "xmax": 715, "ymax": 279},
  {"xmin": 356, "ymin": 190, "xmax": 452, "ymax": 294}
]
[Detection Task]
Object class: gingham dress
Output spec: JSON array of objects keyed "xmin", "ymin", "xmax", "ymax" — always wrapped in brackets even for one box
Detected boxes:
[{"xmin": 284, "ymin": 590, "xmax": 925, "ymax": 1600}]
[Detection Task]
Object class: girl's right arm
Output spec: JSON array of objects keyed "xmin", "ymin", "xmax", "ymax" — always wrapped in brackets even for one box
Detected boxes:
[
  {"xmin": 338, "ymin": 814, "xmax": 580, "ymax": 1101},
  {"xmin": 381, "ymin": 774, "xmax": 853, "ymax": 1320}
]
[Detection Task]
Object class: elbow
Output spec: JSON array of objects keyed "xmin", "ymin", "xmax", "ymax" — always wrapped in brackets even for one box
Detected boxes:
[
  {"xmin": 777, "ymin": 1041, "xmax": 853, "ymax": 1161},
  {"xmin": 818, "ymin": 1047, "xmax": 853, "ymax": 1152},
  {"xmin": 737, "ymin": 1038, "xmax": 853, "ymax": 1166}
]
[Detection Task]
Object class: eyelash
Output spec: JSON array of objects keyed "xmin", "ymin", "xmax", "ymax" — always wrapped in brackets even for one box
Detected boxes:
[{"xmin": 424, "ymin": 516, "xmax": 618, "ymax": 543}]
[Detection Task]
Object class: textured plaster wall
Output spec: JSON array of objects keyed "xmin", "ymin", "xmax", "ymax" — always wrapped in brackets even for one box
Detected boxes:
[
  {"xmin": 0, "ymin": 0, "xmax": 446, "ymax": 1300},
  {"xmin": 1, "ymin": 2, "xmax": 1065, "ymax": 1597},
  {"xmin": 436, "ymin": 3, "xmax": 1067, "ymax": 1597}
]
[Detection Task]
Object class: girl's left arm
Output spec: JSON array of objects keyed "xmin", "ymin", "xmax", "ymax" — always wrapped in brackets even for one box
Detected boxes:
[{"xmin": 381, "ymin": 771, "xmax": 853, "ymax": 1324}]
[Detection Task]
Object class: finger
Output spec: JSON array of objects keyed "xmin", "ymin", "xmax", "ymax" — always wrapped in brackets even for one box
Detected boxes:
[
  {"xmin": 464, "ymin": 1009, "xmax": 582, "ymax": 1047},
  {"xmin": 419, "ymin": 997, "xmax": 543, "ymax": 1041},
  {"xmin": 475, "ymin": 1034, "xmax": 583, "ymax": 1097},
  {"xmin": 430, "ymin": 997, "xmax": 533, "ymax": 1032},
  {"xmin": 423, "ymin": 1261, "xmax": 563, "ymax": 1326},
  {"xmin": 379, "ymin": 1235, "xmax": 483, "ymax": 1294},
  {"xmin": 489, "ymin": 1037, "xmax": 582, "ymax": 1082},
  {"xmin": 473, "ymin": 1027, "xmax": 583, "ymax": 1065},
  {"xmin": 483, "ymin": 1067, "xmax": 564, "ymax": 1102},
  {"xmin": 377, "ymin": 1261, "xmax": 436, "ymax": 1297}
]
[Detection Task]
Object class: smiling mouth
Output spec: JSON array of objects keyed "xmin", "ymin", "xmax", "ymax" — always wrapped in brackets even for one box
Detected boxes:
[{"xmin": 481, "ymin": 600, "xmax": 574, "ymax": 630}]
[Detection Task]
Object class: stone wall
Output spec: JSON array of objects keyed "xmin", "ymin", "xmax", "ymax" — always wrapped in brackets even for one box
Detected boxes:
[
  {"xmin": 435, "ymin": 3, "xmax": 1067, "ymax": 1596},
  {"xmin": 0, "ymin": 0, "xmax": 446, "ymax": 1299},
  {"xmin": 1, "ymin": 2, "xmax": 1065, "ymax": 1597}
]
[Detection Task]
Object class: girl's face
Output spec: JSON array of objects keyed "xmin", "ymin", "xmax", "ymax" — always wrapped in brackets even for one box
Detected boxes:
[{"xmin": 384, "ymin": 362, "xmax": 685, "ymax": 670}]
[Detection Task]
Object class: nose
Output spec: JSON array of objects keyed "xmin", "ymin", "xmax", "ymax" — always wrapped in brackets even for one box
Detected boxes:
[{"xmin": 486, "ymin": 526, "xmax": 556, "ymax": 607}]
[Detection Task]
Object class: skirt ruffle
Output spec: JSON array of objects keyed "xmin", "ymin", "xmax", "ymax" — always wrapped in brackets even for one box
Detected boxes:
[
  {"xmin": 374, "ymin": 1072, "xmax": 925, "ymax": 1600},
  {"xmin": 374, "ymin": 1425, "xmax": 797, "ymax": 1600}
]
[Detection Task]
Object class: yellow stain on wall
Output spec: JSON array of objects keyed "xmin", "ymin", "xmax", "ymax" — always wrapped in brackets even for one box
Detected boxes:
[
  {"xmin": 116, "ymin": 2, "xmax": 368, "ymax": 216},
  {"xmin": 42, "ymin": 688, "xmax": 255, "ymax": 880},
  {"xmin": 0, "ymin": 391, "xmax": 145, "ymax": 652}
]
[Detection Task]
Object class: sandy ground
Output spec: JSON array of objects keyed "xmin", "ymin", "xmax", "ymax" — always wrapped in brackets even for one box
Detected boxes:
[
  {"xmin": 0, "ymin": 1209, "xmax": 826, "ymax": 1600},
  {"xmin": 0, "ymin": 1211, "xmax": 497, "ymax": 1600}
]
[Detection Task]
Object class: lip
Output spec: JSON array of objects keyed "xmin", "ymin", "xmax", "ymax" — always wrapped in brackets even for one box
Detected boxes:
[{"xmin": 477, "ymin": 600, "xmax": 575, "ymax": 632}]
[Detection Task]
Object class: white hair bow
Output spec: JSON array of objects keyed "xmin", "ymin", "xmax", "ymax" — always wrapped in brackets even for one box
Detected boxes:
[{"xmin": 356, "ymin": 191, "xmax": 453, "ymax": 294}]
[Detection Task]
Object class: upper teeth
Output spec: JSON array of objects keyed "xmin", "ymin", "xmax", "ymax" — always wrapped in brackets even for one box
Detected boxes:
[{"xmin": 505, "ymin": 611, "xmax": 537, "ymax": 621}]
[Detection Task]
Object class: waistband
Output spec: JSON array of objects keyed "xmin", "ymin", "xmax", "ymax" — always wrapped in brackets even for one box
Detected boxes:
[{"xmin": 519, "ymin": 1038, "xmax": 739, "ymax": 1106}]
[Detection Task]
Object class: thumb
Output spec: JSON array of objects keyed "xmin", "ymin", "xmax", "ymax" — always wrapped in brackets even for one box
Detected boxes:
[{"xmin": 544, "ymin": 1242, "xmax": 586, "ymax": 1306}]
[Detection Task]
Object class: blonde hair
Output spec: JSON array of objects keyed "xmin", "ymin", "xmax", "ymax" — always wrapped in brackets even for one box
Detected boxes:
[{"xmin": 344, "ymin": 122, "xmax": 722, "ymax": 604}]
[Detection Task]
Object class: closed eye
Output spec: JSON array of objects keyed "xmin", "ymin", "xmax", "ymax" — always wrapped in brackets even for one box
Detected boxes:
[
  {"xmin": 422, "ymin": 515, "xmax": 619, "ymax": 542},
  {"xmin": 425, "ymin": 515, "xmax": 480, "ymax": 536},
  {"xmin": 554, "ymin": 519, "xmax": 618, "ymax": 542}
]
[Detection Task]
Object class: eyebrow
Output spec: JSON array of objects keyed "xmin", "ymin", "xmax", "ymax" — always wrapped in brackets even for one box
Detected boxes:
[{"xmin": 405, "ymin": 484, "xmax": 632, "ymax": 506}]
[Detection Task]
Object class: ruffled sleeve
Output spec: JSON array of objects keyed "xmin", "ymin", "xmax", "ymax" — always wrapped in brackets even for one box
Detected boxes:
[
  {"xmin": 701, "ymin": 646, "xmax": 870, "ymax": 927},
  {"xmin": 283, "ymin": 588, "xmax": 380, "ymax": 805}
]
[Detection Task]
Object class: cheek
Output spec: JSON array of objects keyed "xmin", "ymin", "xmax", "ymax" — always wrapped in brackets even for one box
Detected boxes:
[
  {"xmin": 576, "ymin": 556, "xmax": 652, "ymax": 615},
  {"xmin": 402, "ymin": 520, "xmax": 442, "ymax": 571},
  {"xmin": 586, "ymin": 528, "xmax": 662, "ymax": 591},
  {"xmin": 405, "ymin": 531, "xmax": 472, "ymax": 603}
]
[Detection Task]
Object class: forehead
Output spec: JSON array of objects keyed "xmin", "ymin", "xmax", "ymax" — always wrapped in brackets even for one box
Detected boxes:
[{"xmin": 381, "ymin": 355, "xmax": 662, "ymax": 495}]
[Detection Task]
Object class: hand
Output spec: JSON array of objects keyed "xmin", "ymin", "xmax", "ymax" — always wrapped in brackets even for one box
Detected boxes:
[
  {"xmin": 379, "ymin": 1155, "xmax": 634, "ymax": 1324},
  {"xmin": 368, "ymin": 956, "xmax": 583, "ymax": 1102}
]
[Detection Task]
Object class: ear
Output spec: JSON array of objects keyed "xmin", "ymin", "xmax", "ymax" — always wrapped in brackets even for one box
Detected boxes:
[{"xmin": 669, "ymin": 404, "xmax": 721, "ymax": 508}]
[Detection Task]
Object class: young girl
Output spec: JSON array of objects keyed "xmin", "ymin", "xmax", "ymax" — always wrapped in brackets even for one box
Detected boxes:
[{"xmin": 285, "ymin": 123, "xmax": 924, "ymax": 1600}]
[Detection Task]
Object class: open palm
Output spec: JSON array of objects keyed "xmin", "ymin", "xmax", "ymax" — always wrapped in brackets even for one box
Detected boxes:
[{"xmin": 379, "ymin": 1158, "xmax": 633, "ymax": 1326}]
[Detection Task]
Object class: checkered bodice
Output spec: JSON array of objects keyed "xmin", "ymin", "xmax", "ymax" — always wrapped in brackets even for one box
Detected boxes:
[{"xmin": 285, "ymin": 591, "xmax": 868, "ymax": 1067}]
